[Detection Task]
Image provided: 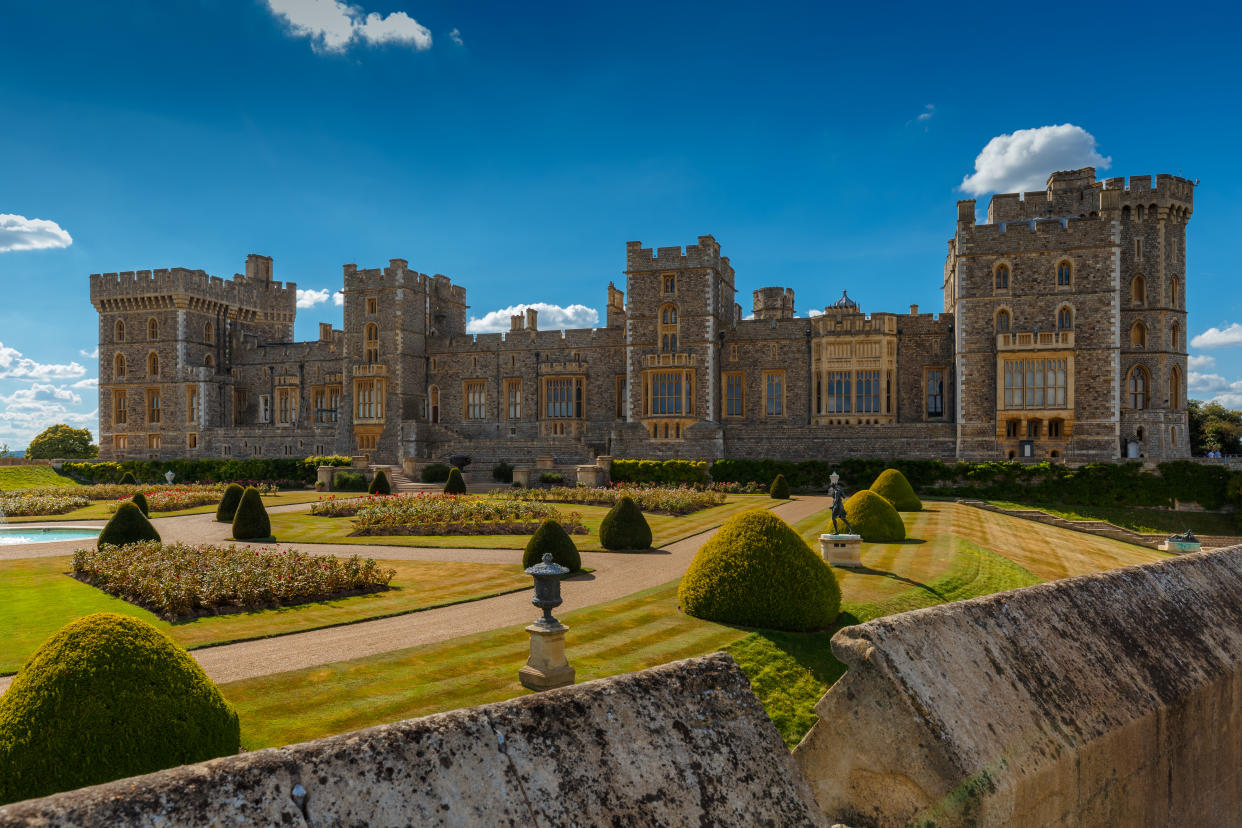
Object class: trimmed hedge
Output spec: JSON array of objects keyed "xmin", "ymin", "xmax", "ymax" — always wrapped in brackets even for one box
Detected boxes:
[
  {"xmin": 98, "ymin": 501, "xmax": 160, "ymax": 547},
  {"xmin": 678, "ymin": 509, "xmax": 840, "ymax": 632},
  {"xmin": 870, "ymin": 468, "xmax": 921, "ymax": 511},
  {"xmin": 333, "ymin": 471, "xmax": 368, "ymax": 492},
  {"xmin": 444, "ymin": 467, "xmax": 467, "ymax": 495},
  {"xmin": 769, "ymin": 474, "xmax": 790, "ymax": 499},
  {"xmin": 421, "ymin": 463, "xmax": 451, "ymax": 483},
  {"xmin": 492, "ymin": 461, "xmax": 514, "ymax": 483},
  {"xmin": 62, "ymin": 457, "xmax": 350, "ymax": 485},
  {"xmin": 0, "ymin": 613, "xmax": 239, "ymax": 805},
  {"xmin": 231, "ymin": 486, "xmax": 271, "ymax": 540},
  {"xmin": 523, "ymin": 519, "xmax": 582, "ymax": 572},
  {"xmin": 130, "ymin": 491, "xmax": 149, "ymax": 517},
  {"xmin": 368, "ymin": 469, "xmax": 392, "ymax": 495},
  {"xmin": 599, "ymin": 495, "xmax": 653, "ymax": 551},
  {"xmin": 610, "ymin": 459, "xmax": 709, "ymax": 486},
  {"xmin": 844, "ymin": 490, "xmax": 906, "ymax": 542},
  {"xmin": 215, "ymin": 483, "xmax": 244, "ymax": 522}
]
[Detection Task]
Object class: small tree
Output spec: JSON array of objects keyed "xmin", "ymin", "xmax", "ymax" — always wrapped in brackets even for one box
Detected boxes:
[
  {"xmin": 130, "ymin": 492, "xmax": 150, "ymax": 517},
  {"xmin": 523, "ymin": 519, "xmax": 582, "ymax": 572},
  {"xmin": 231, "ymin": 486, "xmax": 272, "ymax": 540},
  {"xmin": 444, "ymin": 467, "xmax": 467, "ymax": 495},
  {"xmin": 215, "ymin": 483, "xmax": 245, "ymax": 523},
  {"xmin": 599, "ymin": 495, "xmax": 653, "ymax": 551},
  {"xmin": 26, "ymin": 424, "xmax": 98, "ymax": 459},
  {"xmin": 97, "ymin": 502, "xmax": 160, "ymax": 547},
  {"xmin": 368, "ymin": 469, "xmax": 392, "ymax": 495},
  {"xmin": 769, "ymin": 474, "xmax": 790, "ymax": 499}
]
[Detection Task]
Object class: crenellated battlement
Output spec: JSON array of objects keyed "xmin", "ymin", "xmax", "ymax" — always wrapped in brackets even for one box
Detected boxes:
[
  {"xmin": 983, "ymin": 169, "xmax": 1193, "ymax": 224},
  {"xmin": 90, "ymin": 258, "xmax": 297, "ymax": 316},
  {"xmin": 626, "ymin": 234, "xmax": 735, "ymax": 283},
  {"xmin": 342, "ymin": 260, "xmax": 469, "ymax": 307}
]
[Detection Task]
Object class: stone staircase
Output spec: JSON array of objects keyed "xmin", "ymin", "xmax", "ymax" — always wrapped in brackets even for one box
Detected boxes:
[{"xmin": 369, "ymin": 465, "xmax": 436, "ymax": 494}]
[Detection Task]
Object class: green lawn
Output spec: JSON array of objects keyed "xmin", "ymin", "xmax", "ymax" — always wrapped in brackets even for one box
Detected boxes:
[
  {"xmin": 0, "ymin": 556, "xmax": 529, "ymax": 674},
  {"xmin": 267, "ymin": 495, "xmax": 775, "ymax": 552},
  {"xmin": 0, "ymin": 466, "xmax": 79, "ymax": 491},
  {"xmin": 988, "ymin": 499, "xmax": 1239, "ymax": 536},
  {"xmin": 221, "ymin": 502, "xmax": 1049, "ymax": 751},
  {"xmin": 2, "ymin": 490, "xmax": 326, "ymax": 523}
]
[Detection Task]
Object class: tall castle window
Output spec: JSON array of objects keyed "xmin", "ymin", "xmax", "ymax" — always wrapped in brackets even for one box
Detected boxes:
[
  {"xmin": 147, "ymin": 352, "xmax": 159, "ymax": 378},
  {"xmin": 659, "ymin": 304, "xmax": 678, "ymax": 353},
  {"xmin": 464, "ymin": 380, "xmax": 486, "ymax": 420},
  {"xmin": 664, "ymin": 275, "xmax": 676, "ymax": 294},
  {"xmin": 506, "ymin": 379, "xmax": 522, "ymax": 419},
  {"xmin": 825, "ymin": 371, "xmax": 851, "ymax": 414},
  {"xmin": 925, "ymin": 369, "xmax": 944, "ymax": 418},
  {"xmin": 114, "ymin": 353, "xmax": 126, "ymax": 379},
  {"xmin": 1171, "ymin": 322, "xmax": 1181, "ymax": 350},
  {"xmin": 1127, "ymin": 365, "xmax": 1149, "ymax": 410},
  {"xmin": 1170, "ymin": 276, "xmax": 1181, "ymax": 309},
  {"xmin": 277, "ymin": 387, "xmax": 298, "ymax": 425},
  {"xmin": 116, "ymin": 320, "xmax": 126, "ymax": 342},
  {"xmin": 204, "ymin": 322, "xmax": 214, "ymax": 345},
  {"xmin": 146, "ymin": 389, "xmax": 161, "ymax": 424},
  {"xmin": 994, "ymin": 264, "xmax": 1010, "ymax": 291},
  {"xmin": 364, "ymin": 323, "xmax": 379, "ymax": 363},
  {"xmin": 996, "ymin": 309, "xmax": 1010, "ymax": 333},
  {"xmin": 856, "ymin": 370, "xmax": 880, "ymax": 413},
  {"xmin": 367, "ymin": 296, "xmax": 378, "ymax": 315},
  {"xmin": 1131, "ymin": 274, "xmax": 1146, "ymax": 306},
  {"xmin": 148, "ymin": 318, "xmax": 158, "ymax": 340},
  {"xmin": 1056, "ymin": 261, "xmax": 1072, "ymax": 287},
  {"xmin": 186, "ymin": 386, "xmax": 200, "ymax": 424},
  {"xmin": 545, "ymin": 377, "xmax": 584, "ymax": 418},
  {"xmin": 1057, "ymin": 306, "xmax": 1073, "ymax": 330},
  {"xmin": 764, "ymin": 371, "xmax": 785, "ymax": 417},
  {"xmin": 724, "ymin": 372, "xmax": 744, "ymax": 417},
  {"xmin": 1003, "ymin": 358, "xmax": 1068, "ymax": 409},
  {"xmin": 113, "ymin": 390, "xmax": 127, "ymax": 425},
  {"xmin": 1171, "ymin": 366, "xmax": 1183, "ymax": 410},
  {"xmin": 355, "ymin": 378, "xmax": 385, "ymax": 420},
  {"xmin": 1130, "ymin": 321, "xmax": 1148, "ymax": 349},
  {"xmin": 429, "ymin": 385, "xmax": 439, "ymax": 423}
]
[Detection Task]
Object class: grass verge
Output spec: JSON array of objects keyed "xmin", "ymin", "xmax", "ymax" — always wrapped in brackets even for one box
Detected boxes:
[
  {"xmin": 0, "ymin": 466, "xmax": 79, "ymax": 491},
  {"xmin": 2, "ymin": 490, "xmax": 325, "ymax": 523},
  {"xmin": 988, "ymin": 499, "xmax": 1239, "ymax": 536}
]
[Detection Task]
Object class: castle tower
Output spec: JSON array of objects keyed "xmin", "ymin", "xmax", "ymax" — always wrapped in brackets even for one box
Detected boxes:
[
  {"xmin": 623, "ymin": 235, "xmax": 736, "ymax": 438},
  {"xmin": 752, "ymin": 287, "xmax": 795, "ymax": 320},
  {"xmin": 91, "ymin": 256, "xmax": 296, "ymax": 460}
]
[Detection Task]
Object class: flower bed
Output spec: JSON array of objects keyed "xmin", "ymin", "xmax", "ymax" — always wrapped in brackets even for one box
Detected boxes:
[
  {"xmin": 0, "ymin": 493, "xmax": 90, "ymax": 516},
  {"xmin": 506, "ymin": 485, "xmax": 726, "ymax": 516},
  {"xmin": 72, "ymin": 541, "xmax": 396, "ymax": 619},
  {"xmin": 14, "ymin": 482, "xmax": 278, "ymax": 502},
  {"xmin": 348, "ymin": 493, "xmax": 586, "ymax": 536}
]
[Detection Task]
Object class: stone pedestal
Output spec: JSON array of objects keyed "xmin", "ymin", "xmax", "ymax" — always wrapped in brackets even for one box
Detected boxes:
[
  {"xmin": 819, "ymin": 534, "xmax": 863, "ymax": 568},
  {"xmin": 535, "ymin": 455, "xmax": 556, "ymax": 470},
  {"xmin": 1160, "ymin": 540, "xmax": 1202, "ymax": 554},
  {"xmin": 512, "ymin": 466, "xmax": 532, "ymax": 487},
  {"xmin": 576, "ymin": 465, "xmax": 604, "ymax": 487},
  {"xmin": 316, "ymin": 466, "xmax": 336, "ymax": 491},
  {"xmin": 519, "ymin": 622, "xmax": 575, "ymax": 691}
]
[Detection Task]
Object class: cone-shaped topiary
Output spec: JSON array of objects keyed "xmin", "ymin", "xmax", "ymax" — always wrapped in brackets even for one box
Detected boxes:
[
  {"xmin": 769, "ymin": 474, "xmax": 790, "ymax": 499},
  {"xmin": 443, "ymin": 466, "xmax": 467, "ymax": 495},
  {"xmin": 0, "ymin": 613, "xmax": 239, "ymax": 805},
  {"xmin": 119, "ymin": 471, "xmax": 136, "ymax": 485},
  {"xmin": 522, "ymin": 519, "xmax": 582, "ymax": 572},
  {"xmin": 231, "ymin": 486, "xmax": 271, "ymax": 540},
  {"xmin": 215, "ymin": 483, "xmax": 245, "ymax": 523},
  {"xmin": 369, "ymin": 469, "xmax": 392, "ymax": 495},
  {"xmin": 599, "ymin": 495, "xmax": 653, "ymax": 551},
  {"xmin": 97, "ymin": 501, "xmax": 160, "ymax": 548},
  {"xmin": 843, "ymin": 489, "xmax": 906, "ymax": 542},
  {"xmin": 678, "ymin": 509, "xmax": 840, "ymax": 632},
  {"xmin": 869, "ymin": 468, "xmax": 922, "ymax": 512},
  {"xmin": 130, "ymin": 491, "xmax": 149, "ymax": 517}
]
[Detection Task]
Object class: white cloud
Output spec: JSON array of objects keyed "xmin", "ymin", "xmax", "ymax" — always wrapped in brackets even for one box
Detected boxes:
[
  {"xmin": 79, "ymin": 347, "xmax": 98, "ymax": 358},
  {"xmin": 0, "ymin": 214, "xmax": 73, "ymax": 253},
  {"xmin": 71, "ymin": 377, "xmax": 98, "ymax": 390},
  {"xmin": 333, "ymin": 291, "xmax": 345, "ymax": 306},
  {"xmin": 296, "ymin": 288, "xmax": 333, "ymax": 308},
  {"xmin": 960, "ymin": 124, "xmax": 1111, "ymax": 196},
  {"xmin": 448, "ymin": 27, "xmax": 463, "ymax": 45},
  {"xmin": 467, "ymin": 303, "xmax": 600, "ymax": 334},
  {"xmin": 917, "ymin": 104, "xmax": 935, "ymax": 122},
  {"xmin": 1210, "ymin": 393, "xmax": 1242, "ymax": 409},
  {"xmin": 266, "ymin": 0, "xmax": 432, "ymax": 53},
  {"xmin": 1189, "ymin": 372, "xmax": 1230, "ymax": 394},
  {"xmin": 806, "ymin": 308, "xmax": 824, "ymax": 317},
  {"xmin": 1188, "ymin": 354, "xmax": 1216, "ymax": 370},
  {"xmin": 1, "ymin": 383, "xmax": 83, "ymax": 408},
  {"xmin": 1191, "ymin": 323, "xmax": 1242, "ymax": 349},
  {"xmin": 0, "ymin": 342, "xmax": 87, "ymax": 381}
]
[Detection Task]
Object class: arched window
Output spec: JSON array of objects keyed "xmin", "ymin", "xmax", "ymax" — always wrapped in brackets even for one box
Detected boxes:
[
  {"xmin": 364, "ymin": 323, "xmax": 379, "ymax": 363},
  {"xmin": 1170, "ymin": 276, "xmax": 1181, "ymax": 309},
  {"xmin": 204, "ymin": 322, "xmax": 214, "ymax": 345},
  {"xmin": 1170, "ymin": 366, "xmax": 1182, "ymax": 410},
  {"xmin": 1127, "ymin": 365, "xmax": 1149, "ymax": 409},
  {"xmin": 114, "ymin": 353, "xmax": 126, "ymax": 378},
  {"xmin": 1056, "ymin": 260, "xmax": 1072, "ymax": 287},
  {"xmin": 1171, "ymin": 322, "xmax": 1181, "ymax": 350},
  {"xmin": 115, "ymin": 319, "xmax": 126, "ymax": 342},
  {"xmin": 995, "ymin": 309, "xmax": 1010, "ymax": 333},
  {"xmin": 1131, "ymin": 274, "xmax": 1146, "ymax": 306},
  {"xmin": 659, "ymin": 303, "xmax": 679, "ymax": 353},
  {"xmin": 429, "ymin": 385, "xmax": 440, "ymax": 423},
  {"xmin": 994, "ymin": 264, "xmax": 1010, "ymax": 290},
  {"xmin": 204, "ymin": 354, "xmax": 215, "ymax": 368},
  {"xmin": 1057, "ymin": 306, "xmax": 1073, "ymax": 330},
  {"xmin": 1130, "ymin": 321, "xmax": 1148, "ymax": 348},
  {"xmin": 148, "ymin": 318, "xmax": 158, "ymax": 340},
  {"xmin": 147, "ymin": 352, "xmax": 159, "ymax": 378}
]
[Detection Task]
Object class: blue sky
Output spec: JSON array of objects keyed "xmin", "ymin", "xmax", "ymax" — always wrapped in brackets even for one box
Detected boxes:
[{"xmin": 2, "ymin": 0, "xmax": 1241, "ymax": 449}]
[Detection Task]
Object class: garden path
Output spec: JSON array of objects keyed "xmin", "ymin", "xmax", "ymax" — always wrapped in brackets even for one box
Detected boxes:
[{"xmin": 0, "ymin": 496, "xmax": 831, "ymax": 693}]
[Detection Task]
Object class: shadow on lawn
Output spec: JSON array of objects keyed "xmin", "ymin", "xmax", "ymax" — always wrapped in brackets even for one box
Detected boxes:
[{"xmin": 848, "ymin": 564, "xmax": 949, "ymax": 603}]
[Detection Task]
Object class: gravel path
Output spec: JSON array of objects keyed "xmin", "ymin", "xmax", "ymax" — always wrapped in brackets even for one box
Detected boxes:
[{"xmin": 0, "ymin": 496, "xmax": 831, "ymax": 693}]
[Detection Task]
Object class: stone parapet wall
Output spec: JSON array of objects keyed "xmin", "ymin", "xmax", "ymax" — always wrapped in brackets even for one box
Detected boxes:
[
  {"xmin": 794, "ymin": 544, "xmax": 1242, "ymax": 827},
  {"xmin": 0, "ymin": 654, "xmax": 826, "ymax": 828}
]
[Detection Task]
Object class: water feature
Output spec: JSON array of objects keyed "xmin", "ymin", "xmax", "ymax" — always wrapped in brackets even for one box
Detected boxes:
[{"xmin": 0, "ymin": 527, "xmax": 100, "ymax": 546}]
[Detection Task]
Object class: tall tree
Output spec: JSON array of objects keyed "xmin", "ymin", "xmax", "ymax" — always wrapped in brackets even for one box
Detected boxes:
[{"xmin": 25, "ymin": 425, "xmax": 98, "ymax": 459}]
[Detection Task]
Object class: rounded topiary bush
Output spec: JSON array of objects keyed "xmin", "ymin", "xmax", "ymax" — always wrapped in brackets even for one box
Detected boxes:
[
  {"xmin": 444, "ymin": 467, "xmax": 467, "ymax": 495},
  {"xmin": 769, "ymin": 474, "xmax": 790, "ymax": 499},
  {"xmin": 215, "ymin": 483, "xmax": 244, "ymax": 523},
  {"xmin": 599, "ymin": 495, "xmax": 653, "ymax": 551},
  {"xmin": 369, "ymin": 469, "xmax": 392, "ymax": 495},
  {"xmin": 98, "ymin": 501, "xmax": 160, "ymax": 547},
  {"xmin": 119, "ymin": 471, "xmax": 136, "ymax": 485},
  {"xmin": 522, "ymin": 519, "xmax": 581, "ymax": 572},
  {"xmin": 231, "ymin": 486, "xmax": 271, "ymax": 540},
  {"xmin": 844, "ymin": 489, "xmax": 906, "ymax": 542},
  {"xmin": 870, "ymin": 468, "xmax": 922, "ymax": 512},
  {"xmin": 678, "ymin": 509, "xmax": 839, "ymax": 632},
  {"xmin": 420, "ymin": 463, "xmax": 451, "ymax": 483},
  {"xmin": 130, "ymin": 491, "xmax": 149, "ymax": 517},
  {"xmin": 0, "ymin": 613, "xmax": 239, "ymax": 805},
  {"xmin": 333, "ymin": 471, "xmax": 368, "ymax": 492}
]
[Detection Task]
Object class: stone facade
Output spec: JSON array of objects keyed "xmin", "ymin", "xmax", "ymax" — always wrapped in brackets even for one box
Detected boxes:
[{"xmin": 93, "ymin": 168, "xmax": 1192, "ymax": 466}]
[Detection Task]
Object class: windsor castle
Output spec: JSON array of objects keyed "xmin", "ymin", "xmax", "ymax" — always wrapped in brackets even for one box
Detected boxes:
[{"xmin": 92, "ymin": 168, "xmax": 1193, "ymax": 470}]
